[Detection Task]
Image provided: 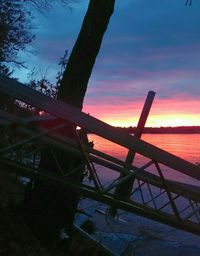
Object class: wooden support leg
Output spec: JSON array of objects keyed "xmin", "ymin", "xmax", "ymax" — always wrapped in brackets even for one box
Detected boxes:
[{"xmin": 110, "ymin": 91, "xmax": 155, "ymax": 216}]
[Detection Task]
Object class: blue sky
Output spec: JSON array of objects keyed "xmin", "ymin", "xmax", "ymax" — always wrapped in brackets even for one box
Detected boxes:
[{"xmin": 15, "ymin": 0, "xmax": 200, "ymax": 127}]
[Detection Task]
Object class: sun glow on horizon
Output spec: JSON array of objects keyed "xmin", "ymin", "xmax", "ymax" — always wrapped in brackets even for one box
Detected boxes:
[
  {"xmin": 147, "ymin": 114, "xmax": 200, "ymax": 128},
  {"xmin": 103, "ymin": 113, "xmax": 200, "ymax": 128},
  {"xmin": 83, "ymin": 97, "xmax": 200, "ymax": 128}
]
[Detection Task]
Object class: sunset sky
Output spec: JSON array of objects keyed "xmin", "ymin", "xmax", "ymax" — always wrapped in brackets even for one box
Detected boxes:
[{"xmin": 14, "ymin": 0, "xmax": 200, "ymax": 127}]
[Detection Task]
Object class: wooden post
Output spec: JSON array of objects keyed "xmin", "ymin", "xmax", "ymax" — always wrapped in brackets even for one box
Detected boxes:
[
  {"xmin": 126, "ymin": 90, "xmax": 155, "ymax": 164},
  {"xmin": 110, "ymin": 91, "xmax": 155, "ymax": 216}
]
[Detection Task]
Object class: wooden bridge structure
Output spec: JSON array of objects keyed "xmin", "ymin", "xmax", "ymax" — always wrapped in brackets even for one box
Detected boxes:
[{"xmin": 0, "ymin": 74, "xmax": 200, "ymax": 238}]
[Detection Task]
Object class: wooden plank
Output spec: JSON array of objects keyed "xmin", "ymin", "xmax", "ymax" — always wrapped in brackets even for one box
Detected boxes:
[{"xmin": 1, "ymin": 74, "xmax": 200, "ymax": 180}]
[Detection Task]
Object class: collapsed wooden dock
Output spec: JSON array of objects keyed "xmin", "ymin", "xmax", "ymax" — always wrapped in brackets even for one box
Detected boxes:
[{"xmin": 0, "ymin": 74, "xmax": 200, "ymax": 237}]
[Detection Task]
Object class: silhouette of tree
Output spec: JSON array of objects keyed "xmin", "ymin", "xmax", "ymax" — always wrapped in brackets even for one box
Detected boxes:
[
  {"xmin": 22, "ymin": 0, "xmax": 116, "ymax": 253},
  {"xmin": 0, "ymin": 0, "xmax": 115, "ymax": 253},
  {"xmin": 0, "ymin": 0, "xmax": 35, "ymax": 71},
  {"xmin": 57, "ymin": 0, "xmax": 115, "ymax": 109},
  {"xmin": 0, "ymin": 0, "xmax": 35, "ymax": 111}
]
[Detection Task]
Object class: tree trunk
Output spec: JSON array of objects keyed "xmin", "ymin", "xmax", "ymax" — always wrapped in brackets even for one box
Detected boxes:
[
  {"xmin": 24, "ymin": 0, "xmax": 115, "ymax": 254},
  {"xmin": 58, "ymin": 0, "xmax": 115, "ymax": 109}
]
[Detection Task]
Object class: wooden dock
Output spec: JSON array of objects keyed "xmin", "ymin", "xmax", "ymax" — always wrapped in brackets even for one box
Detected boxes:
[{"xmin": 0, "ymin": 74, "xmax": 200, "ymax": 237}]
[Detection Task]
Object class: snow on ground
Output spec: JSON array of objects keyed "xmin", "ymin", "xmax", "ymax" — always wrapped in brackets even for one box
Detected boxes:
[{"xmin": 75, "ymin": 199, "xmax": 200, "ymax": 256}]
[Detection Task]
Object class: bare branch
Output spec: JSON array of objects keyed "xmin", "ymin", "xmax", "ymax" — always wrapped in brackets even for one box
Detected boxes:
[
  {"xmin": 4, "ymin": 59, "xmax": 27, "ymax": 69},
  {"xmin": 24, "ymin": 0, "xmax": 80, "ymax": 12}
]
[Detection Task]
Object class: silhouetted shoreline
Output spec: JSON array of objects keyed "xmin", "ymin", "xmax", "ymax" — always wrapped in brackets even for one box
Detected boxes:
[{"xmin": 115, "ymin": 126, "xmax": 200, "ymax": 134}]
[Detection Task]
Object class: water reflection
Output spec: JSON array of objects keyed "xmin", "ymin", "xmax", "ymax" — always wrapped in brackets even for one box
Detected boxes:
[{"xmin": 88, "ymin": 133, "xmax": 200, "ymax": 185}]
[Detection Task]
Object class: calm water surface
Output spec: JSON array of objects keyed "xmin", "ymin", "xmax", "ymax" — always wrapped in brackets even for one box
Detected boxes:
[{"xmin": 88, "ymin": 133, "xmax": 200, "ymax": 185}]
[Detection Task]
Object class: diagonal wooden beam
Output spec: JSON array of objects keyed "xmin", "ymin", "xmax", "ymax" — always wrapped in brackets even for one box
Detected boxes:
[{"xmin": 1, "ymin": 74, "xmax": 200, "ymax": 181}]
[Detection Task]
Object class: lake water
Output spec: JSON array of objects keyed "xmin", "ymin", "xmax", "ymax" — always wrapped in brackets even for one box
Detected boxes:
[
  {"xmin": 81, "ymin": 134, "xmax": 200, "ymax": 254},
  {"xmin": 88, "ymin": 133, "xmax": 200, "ymax": 186}
]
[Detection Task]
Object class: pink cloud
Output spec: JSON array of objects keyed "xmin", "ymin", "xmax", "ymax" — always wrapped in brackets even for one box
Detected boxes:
[{"xmin": 83, "ymin": 95, "xmax": 200, "ymax": 127}]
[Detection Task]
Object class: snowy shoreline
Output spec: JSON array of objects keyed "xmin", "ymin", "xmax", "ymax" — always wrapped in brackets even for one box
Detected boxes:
[{"xmin": 75, "ymin": 199, "xmax": 200, "ymax": 256}]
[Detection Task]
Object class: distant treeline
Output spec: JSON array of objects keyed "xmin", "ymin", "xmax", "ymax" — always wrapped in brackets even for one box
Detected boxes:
[{"xmin": 116, "ymin": 126, "xmax": 200, "ymax": 134}]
